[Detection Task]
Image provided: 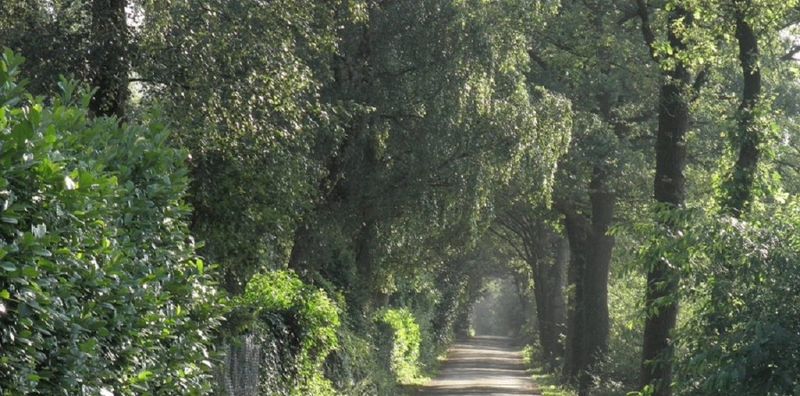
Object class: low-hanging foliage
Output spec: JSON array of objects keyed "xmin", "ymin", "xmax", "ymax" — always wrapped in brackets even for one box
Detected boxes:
[{"xmin": 324, "ymin": 324, "xmax": 398, "ymax": 396}]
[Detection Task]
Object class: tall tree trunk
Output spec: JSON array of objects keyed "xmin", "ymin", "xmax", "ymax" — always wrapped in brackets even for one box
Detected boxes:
[
  {"xmin": 707, "ymin": 1, "xmax": 763, "ymax": 339},
  {"xmin": 288, "ymin": 3, "xmax": 378, "ymax": 289},
  {"xmin": 580, "ymin": 167, "xmax": 614, "ymax": 393},
  {"xmin": 639, "ymin": 4, "xmax": 692, "ymax": 395},
  {"xmin": 561, "ymin": 205, "xmax": 589, "ymax": 385},
  {"xmin": 89, "ymin": 0, "xmax": 129, "ymax": 118},
  {"xmin": 512, "ymin": 273, "xmax": 533, "ymax": 339},
  {"xmin": 552, "ymin": 235, "xmax": 569, "ymax": 346},
  {"xmin": 533, "ymin": 267, "xmax": 557, "ymax": 366},
  {"xmin": 722, "ymin": 2, "xmax": 762, "ymax": 215},
  {"xmin": 287, "ymin": 222, "xmax": 315, "ymax": 273},
  {"xmin": 354, "ymin": 214, "xmax": 380, "ymax": 311},
  {"xmin": 530, "ymin": 234, "xmax": 567, "ymax": 370},
  {"xmin": 560, "ymin": 167, "xmax": 615, "ymax": 395}
]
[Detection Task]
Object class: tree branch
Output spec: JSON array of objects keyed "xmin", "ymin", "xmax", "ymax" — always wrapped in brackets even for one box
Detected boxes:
[
  {"xmin": 636, "ymin": 0, "xmax": 658, "ymax": 62},
  {"xmin": 781, "ymin": 45, "xmax": 800, "ymax": 61}
]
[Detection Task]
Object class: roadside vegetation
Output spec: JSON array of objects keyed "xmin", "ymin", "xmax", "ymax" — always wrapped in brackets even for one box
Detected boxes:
[{"xmin": 3, "ymin": 1, "xmax": 800, "ymax": 395}]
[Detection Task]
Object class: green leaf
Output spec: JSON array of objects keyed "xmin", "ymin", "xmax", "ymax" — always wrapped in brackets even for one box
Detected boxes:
[
  {"xmin": 136, "ymin": 370, "xmax": 153, "ymax": 382},
  {"xmin": 33, "ymin": 249, "xmax": 52, "ymax": 257},
  {"xmin": 0, "ymin": 289, "xmax": 10, "ymax": 299},
  {"xmin": 11, "ymin": 121, "xmax": 34, "ymax": 145},
  {"xmin": 21, "ymin": 266, "xmax": 38, "ymax": 277},
  {"xmin": 43, "ymin": 125, "xmax": 57, "ymax": 146},
  {"xmin": 0, "ymin": 262, "xmax": 16, "ymax": 272},
  {"xmin": 79, "ymin": 339, "xmax": 97, "ymax": 353}
]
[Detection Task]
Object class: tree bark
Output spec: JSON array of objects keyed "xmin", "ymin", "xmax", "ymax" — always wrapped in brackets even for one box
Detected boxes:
[
  {"xmin": 559, "ymin": 167, "xmax": 614, "ymax": 395},
  {"xmin": 288, "ymin": 4, "xmax": 381, "ymax": 302},
  {"xmin": 561, "ymin": 205, "xmax": 588, "ymax": 385},
  {"xmin": 638, "ymin": 4, "xmax": 692, "ymax": 395},
  {"xmin": 532, "ymin": 263, "xmax": 560, "ymax": 368},
  {"xmin": 581, "ymin": 167, "xmax": 614, "ymax": 393},
  {"xmin": 552, "ymin": 235, "xmax": 569, "ymax": 344},
  {"xmin": 287, "ymin": 222, "xmax": 315, "ymax": 273},
  {"xmin": 354, "ymin": 213, "xmax": 380, "ymax": 309},
  {"xmin": 531, "ymin": 235, "xmax": 567, "ymax": 370},
  {"xmin": 89, "ymin": 0, "xmax": 129, "ymax": 118},
  {"xmin": 722, "ymin": 2, "xmax": 762, "ymax": 216},
  {"xmin": 706, "ymin": 1, "xmax": 763, "ymax": 340}
]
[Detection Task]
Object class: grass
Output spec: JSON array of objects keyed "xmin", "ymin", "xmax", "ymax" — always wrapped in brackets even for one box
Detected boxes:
[
  {"xmin": 531, "ymin": 367, "xmax": 576, "ymax": 396},
  {"xmin": 522, "ymin": 345, "xmax": 577, "ymax": 396}
]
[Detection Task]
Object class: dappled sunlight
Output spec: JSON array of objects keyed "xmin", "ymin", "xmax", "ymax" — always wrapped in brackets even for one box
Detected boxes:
[{"xmin": 413, "ymin": 336, "xmax": 539, "ymax": 396}]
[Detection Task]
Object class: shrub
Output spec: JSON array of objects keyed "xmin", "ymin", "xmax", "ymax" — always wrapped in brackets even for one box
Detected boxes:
[
  {"xmin": 375, "ymin": 308, "xmax": 423, "ymax": 384},
  {"xmin": 324, "ymin": 325, "xmax": 397, "ymax": 396},
  {"xmin": 587, "ymin": 272, "xmax": 644, "ymax": 395},
  {"xmin": 674, "ymin": 203, "xmax": 800, "ymax": 395},
  {"xmin": 0, "ymin": 49, "xmax": 222, "ymax": 395},
  {"xmin": 234, "ymin": 270, "xmax": 340, "ymax": 395}
]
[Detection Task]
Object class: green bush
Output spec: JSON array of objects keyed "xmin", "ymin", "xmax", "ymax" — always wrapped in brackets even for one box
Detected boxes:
[
  {"xmin": 375, "ymin": 308, "xmax": 423, "ymax": 384},
  {"xmin": 238, "ymin": 270, "xmax": 340, "ymax": 395},
  {"xmin": 674, "ymin": 202, "xmax": 800, "ymax": 395},
  {"xmin": 0, "ymin": 49, "xmax": 222, "ymax": 395},
  {"xmin": 587, "ymin": 272, "xmax": 644, "ymax": 395},
  {"xmin": 324, "ymin": 326, "xmax": 397, "ymax": 396}
]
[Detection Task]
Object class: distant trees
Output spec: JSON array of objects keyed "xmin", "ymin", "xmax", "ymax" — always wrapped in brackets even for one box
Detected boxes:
[
  {"xmin": 276, "ymin": 0, "xmax": 571, "ymax": 322},
  {"xmin": 493, "ymin": 203, "xmax": 567, "ymax": 369}
]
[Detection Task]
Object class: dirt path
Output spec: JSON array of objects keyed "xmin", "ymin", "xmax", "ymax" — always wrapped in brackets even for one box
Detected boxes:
[{"xmin": 412, "ymin": 336, "xmax": 540, "ymax": 395}]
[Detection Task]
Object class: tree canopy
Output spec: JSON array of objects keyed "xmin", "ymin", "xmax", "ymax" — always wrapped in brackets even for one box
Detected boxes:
[{"xmin": 2, "ymin": 0, "xmax": 800, "ymax": 395}]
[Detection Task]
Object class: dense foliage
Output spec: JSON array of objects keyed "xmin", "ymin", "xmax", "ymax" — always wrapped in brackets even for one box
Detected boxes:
[
  {"xmin": 0, "ymin": 50, "xmax": 221, "ymax": 395},
  {"xmin": 675, "ymin": 204, "xmax": 800, "ymax": 395},
  {"xmin": 3, "ymin": 0, "xmax": 800, "ymax": 395},
  {"xmin": 375, "ymin": 308, "xmax": 423, "ymax": 384},
  {"xmin": 230, "ymin": 270, "xmax": 340, "ymax": 395}
]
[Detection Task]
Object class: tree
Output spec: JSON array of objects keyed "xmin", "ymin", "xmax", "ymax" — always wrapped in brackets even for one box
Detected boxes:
[
  {"xmin": 493, "ymin": 203, "xmax": 567, "ymax": 369},
  {"xmin": 286, "ymin": 0, "xmax": 570, "ymax": 318},
  {"xmin": 636, "ymin": 1, "xmax": 693, "ymax": 394},
  {"xmin": 88, "ymin": 0, "xmax": 129, "ymax": 118},
  {"xmin": 526, "ymin": 1, "xmax": 657, "ymax": 392},
  {"xmin": 137, "ymin": 0, "xmax": 343, "ymax": 293}
]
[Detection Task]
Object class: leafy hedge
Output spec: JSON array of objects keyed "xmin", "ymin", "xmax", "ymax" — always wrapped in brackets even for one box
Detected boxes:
[
  {"xmin": 0, "ymin": 49, "xmax": 221, "ymax": 395},
  {"xmin": 375, "ymin": 308, "xmax": 423, "ymax": 384},
  {"xmin": 235, "ymin": 270, "xmax": 340, "ymax": 395}
]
